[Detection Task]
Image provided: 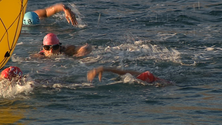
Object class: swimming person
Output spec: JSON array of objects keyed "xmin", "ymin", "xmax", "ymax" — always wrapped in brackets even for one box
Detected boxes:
[
  {"xmin": 30, "ymin": 33, "xmax": 92, "ymax": 58},
  {"xmin": 87, "ymin": 66, "xmax": 172, "ymax": 85},
  {"xmin": 0, "ymin": 66, "xmax": 34, "ymax": 97},
  {"xmin": 23, "ymin": 3, "xmax": 78, "ymax": 26},
  {"xmin": 0, "ymin": 66, "xmax": 23, "ymax": 81}
]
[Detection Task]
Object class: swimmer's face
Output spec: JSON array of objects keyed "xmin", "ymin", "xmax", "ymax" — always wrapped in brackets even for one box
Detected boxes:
[{"xmin": 43, "ymin": 44, "xmax": 61, "ymax": 57}]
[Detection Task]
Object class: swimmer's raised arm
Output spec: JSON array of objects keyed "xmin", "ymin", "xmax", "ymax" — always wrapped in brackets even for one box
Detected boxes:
[{"xmin": 34, "ymin": 3, "xmax": 78, "ymax": 26}]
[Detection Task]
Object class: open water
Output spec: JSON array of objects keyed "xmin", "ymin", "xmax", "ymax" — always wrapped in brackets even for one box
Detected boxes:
[{"xmin": 1, "ymin": 0, "xmax": 222, "ymax": 124}]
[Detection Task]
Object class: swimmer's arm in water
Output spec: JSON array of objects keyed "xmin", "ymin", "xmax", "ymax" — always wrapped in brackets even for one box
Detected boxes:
[
  {"xmin": 29, "ymin": 53, "xmax": 45, "ymax": 59},
  {"xmin": 34, "ymin": 3, "xmax": 78, "ymax": 26},
  {"xmin": 87, "ymin": 67, "xmax": 173, "ymax": 84},
  {"xmin": 64, "ymin": 45, "xmax": 77, "ymax": 56},
  {"xmin": 64, "ymin": 44, "xmax": 92, "ymax": 57},
  {"xmin": 87, "ymin": 66, "xmax": 142, "ymax": 82},
  {"xmin": 74, "ymin": 44, "xmax": 92, "ymax": 57}
]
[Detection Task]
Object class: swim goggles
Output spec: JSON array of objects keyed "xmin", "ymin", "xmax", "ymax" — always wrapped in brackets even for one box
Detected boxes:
[{"xmin": 43, "ymin": 44, "xmax": 61, "ymax": 50}]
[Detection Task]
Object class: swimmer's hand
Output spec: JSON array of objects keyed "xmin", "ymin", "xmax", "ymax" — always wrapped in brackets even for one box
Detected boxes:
[
  {"xmin": 87, "ymin": 66, "xmax": 104, "ymax": 82},
  {"xmin": 29, "ymin": 53, "xmax": 45, "ymax": 59},
  {"xmin": 63, "ymin": 5, "xmax": 78, "ymax": 26},
  {"xmin": 75, "ymin": 44, "xmax": 92, "ymax": 57}
]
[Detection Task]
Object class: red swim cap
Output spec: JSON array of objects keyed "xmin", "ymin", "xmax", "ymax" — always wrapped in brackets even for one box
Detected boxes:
[
  {"xmin": 43, "ymin": 33, "xmax": 60, "ymax": 45},
  {"xmin": 1, "ymin": 66, "xmax": 23, "ymax": 81},
  {"xmin": 136, "ymin": 71, "xmax": 156, "ymax": 83}
]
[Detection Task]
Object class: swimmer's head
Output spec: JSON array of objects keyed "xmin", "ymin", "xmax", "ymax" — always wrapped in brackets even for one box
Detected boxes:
[
  {"xmin": 1, "ymin": 66, "xmax": 23, "ymax": 81},
  {"xmin": 23, "ymin": 12, "xmax": 40, "ymax": 25},
  {"xmin": 137, "ymin": 71, "xmax": 156, "ymax": 83},
  {"xmin": 43, "ymin": 33, "xmax": 60, "ymax": 45}
]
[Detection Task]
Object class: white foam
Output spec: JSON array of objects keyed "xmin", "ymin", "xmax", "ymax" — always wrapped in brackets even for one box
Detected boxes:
[
  {"xmin": 50, "ymin": 3, "xmax": 87, "ymax": 28},
  {"xmin": 100, "ymin": 40, "xmax": 182, "ymax": 63},
  {"xmin": 156, "ymin": 32, "xmax": 177, "ymax": 41},
  {"xmin": 206, "ymin": 47, "xmax": 214, "ymax": 51},
  {"xmin": 107, "ymin": 73, "xmax": 174, "ymax": 87},
  {"xmin": 0, "ymin": 76, "xmax": 34, "ymax": 98},
  {"xmin": 51, "ymin": 82, "xmax": 94, "ymax": 89}
]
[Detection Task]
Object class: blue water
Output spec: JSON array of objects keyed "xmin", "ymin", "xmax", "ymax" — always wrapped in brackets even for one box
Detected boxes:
[{"xmin": 1, "ymin": 0, "xmax": 222, "ymax": 124}]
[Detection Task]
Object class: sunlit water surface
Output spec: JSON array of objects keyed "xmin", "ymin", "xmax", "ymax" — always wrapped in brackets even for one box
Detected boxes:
[{"xmin": 1, "ymin": 0, "xmax": 222, "ymax": 124}]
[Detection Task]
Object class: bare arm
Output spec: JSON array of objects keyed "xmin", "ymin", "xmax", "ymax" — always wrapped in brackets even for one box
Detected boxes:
[
  {"xmin": 64, "ymin": 45, "xmax": 77, "ymax": 56},
  {"xmin": 34, "ymin": 3, "xmax": 78, "ymax": 26},
  {"xmin": 75, "ymin": 44, "xmax": 92, "ymax": 57},
  {"xmin": 29, "ymin": 53, "xmax": 45, "ymax": 59},
  {"xmin": 64, "ymin": 44, "xmax": 92, "ymax": 57},
  {"xmin": 87, "ymin": 66, "xmax": 142, "ymax": 82}
]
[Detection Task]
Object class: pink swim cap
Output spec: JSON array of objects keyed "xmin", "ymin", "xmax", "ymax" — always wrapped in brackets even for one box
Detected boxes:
[
  {"xmin": 43, "ymin": 33, "xmax": 60, "ymax": 45},
  {"xmin": 1, "ymin": 66, "xmax": 23, "ymax": 81},
  {"xmin": 136, "ymin": 71, "xmax": 156, "ymax": 83}
]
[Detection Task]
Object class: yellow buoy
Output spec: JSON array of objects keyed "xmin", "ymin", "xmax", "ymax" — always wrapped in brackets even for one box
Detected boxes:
[{"xmin": 0, "ymin": 0, "xmax": 28, "ymax": 69}]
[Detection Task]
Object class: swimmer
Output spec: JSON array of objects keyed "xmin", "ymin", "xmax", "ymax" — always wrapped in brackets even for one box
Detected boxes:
[
  {"xmin": 30, "ymin": 33, "xmax": 92, "ymax": 58},
  {"xmin": 23, "ymin": 3, "xmax": 77, "ymax": 26},
  {"xmin": 0, "ymin": 66, "xmax": 34, "ymax": 97},
  {"xmin": 0, "ymin": 66, "xmax": 23, "ymax": 90},
  {"xmin": 0, "ymin": 66, "xmax": 23, "ymax": 81},
  {"xmin": 87, "ymin": 66, "xmax": 172, "ymax": 84}
]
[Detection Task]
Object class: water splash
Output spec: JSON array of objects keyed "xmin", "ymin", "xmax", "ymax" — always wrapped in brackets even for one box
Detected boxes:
[
  {"xmin": 107, "ymin": 73, "xmax": 174, "ymax": 87},
  {"xmin": 50, "ymin": 3, "xmax": 87, "ymax": 28},
  {"xmin": 0, "ymin": 76, "xmax": 34, "ymax": 98},
  {"xmin": 102, "ymin": 40, "xmax": 181, "ymax": 64},
  {"xmin": 69, "ymin": 3, "xmax": 87, "ymax": 28}
]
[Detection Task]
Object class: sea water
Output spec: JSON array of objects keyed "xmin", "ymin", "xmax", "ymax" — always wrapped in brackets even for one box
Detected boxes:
[{"xmin": 1, "ymin": 0, "xmax": 222, "ymax": 124}]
